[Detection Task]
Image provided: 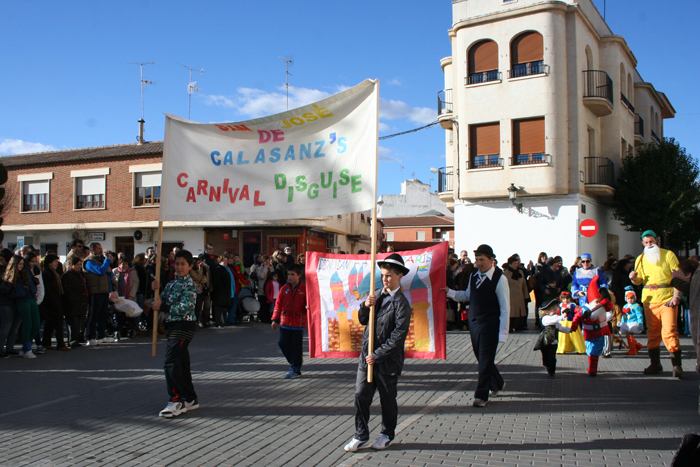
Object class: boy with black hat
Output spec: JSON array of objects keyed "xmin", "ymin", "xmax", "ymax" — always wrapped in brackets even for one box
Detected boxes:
[
  {"xmin": 344, "ymin": 253, "xmax": 412, "ymax": 452},
  {"xmin": 536, "ymin": 298, "xmax": 572, "ymax": 378},
  {"xmin": 442, "ymin": 244, "xmax": 509, "ymax": 407}
]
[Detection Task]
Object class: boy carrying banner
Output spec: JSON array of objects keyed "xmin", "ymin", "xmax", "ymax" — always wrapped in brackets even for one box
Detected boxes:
[{"xmin": 344, "ymin": 253, "xmax": 412, "ymax": 452}]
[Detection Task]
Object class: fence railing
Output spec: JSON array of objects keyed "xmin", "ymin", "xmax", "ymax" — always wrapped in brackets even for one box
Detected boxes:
[
  {"xmin": 634, "ymin": 114, "xmax": 644, "ymax": 138},
  {"xmin": 467, "ymin": 156, "xmax": 503, "ymax": 169},
  {"xmin": 584, "ymin": 157, "xmax": 615, "ymax": 187},
  {"xmin": 437, "ymin": 89, "xmax": 453, "ymax": 116},
  {"xmin": 620, "ymin": 92, "xmax": 635, "ymax": 113},
  {"xmin": 509, "ymin": 153, "xmax": 552, "ymax": 166},
  {"xmin": 651, "ymin": 129, "xmax": 662, "ymax": 145},
  {"xmin": 583, "ymin": 70, "xmax": 613, "ymax": 105},
  {"xmin": 508, "ymin": 61, "xmax": 549, "ymax": 78},
  {"xmin": 466, "ymin": 70, "xmax": 502, "ymax": 85},
  {"xmin": 436, "ymin": 166, "xmax": 453, "ymax": 192}
]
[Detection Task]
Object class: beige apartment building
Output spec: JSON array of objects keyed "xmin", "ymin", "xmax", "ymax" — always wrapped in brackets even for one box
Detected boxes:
[{"xmin": 436, "ymin": 0, "xmax": 675, "ymax": 265}]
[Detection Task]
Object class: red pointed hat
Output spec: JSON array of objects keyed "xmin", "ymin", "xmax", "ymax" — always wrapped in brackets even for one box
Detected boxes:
[{"xmin": 586, "ymin": 279, "xmax": 601, "ymax": 302}]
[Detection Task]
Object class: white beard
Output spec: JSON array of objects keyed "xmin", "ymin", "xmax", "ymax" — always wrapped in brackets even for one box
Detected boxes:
[{"xmin": 645, "ymin": 244, "xmax": 661, "ymax": 265}]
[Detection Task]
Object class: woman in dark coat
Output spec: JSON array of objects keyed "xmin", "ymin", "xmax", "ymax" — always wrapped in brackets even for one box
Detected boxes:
[
  {"xmin": 609, "ymin": 259, "xmax": 633, "ymax": 305},
  {"xmin": 210, "ymin": 255, "xmax": 234, "ymax": 328},
  {"xmin": 40, "ymin": 253, "xmax": 68, "ymax": 351},
  {"xmin": 61, "ymin": 256, "xmax": 89, "ymax": 347}
]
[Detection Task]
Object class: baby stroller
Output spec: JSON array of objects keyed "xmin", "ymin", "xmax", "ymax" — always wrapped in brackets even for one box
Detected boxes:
[
  {"xmin": 108, "ymin": 297, "xmax": 143, "ymax": 340},
  {"xmin": 238, "ymin": 287, "xmax": 261, "ymax": 322}
]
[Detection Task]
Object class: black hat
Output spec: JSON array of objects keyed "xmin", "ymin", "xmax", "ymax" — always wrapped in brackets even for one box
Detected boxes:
[
  {"xmin": 473, "ymin": 244, "xmax": 495, "ymax": 258},
  {"xmin": 377, "ymin": 253, "xmax": 410, "ymax": 276},
  {"xmin": 539, "ymin": 298, "xmax": 560, "ymax": 311}
]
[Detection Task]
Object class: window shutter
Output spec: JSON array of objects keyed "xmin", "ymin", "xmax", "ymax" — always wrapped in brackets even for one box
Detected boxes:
[
  {"xmin": 24, "ymin": 180, "xmax": 49, "ymax": 195},
  {"xmin": 137, "ymin": 172, "xmax": 162, "ymax": 188},
  {"xmin": 471, "ymin": 123, "xmax": 500, "ymax": 157},
  {"xmin": 512, "ymin": 32, "xmax": 543, "ymax": 64},
  {"xmin": 513, "ymin": 118, "xmax": 545, "ymax": 155},
  {"xmin": 469, "ymin": 40, "xmax": 498, "ymax": 73},
  {"xmin": 78, "ymin": 176, "xmax": 105, "ymax": 196}
]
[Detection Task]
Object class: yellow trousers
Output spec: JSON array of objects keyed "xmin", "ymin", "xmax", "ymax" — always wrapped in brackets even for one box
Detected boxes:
[{"xmin": 643, "ymin": 302, "xmax": 679, "ymax": 352}]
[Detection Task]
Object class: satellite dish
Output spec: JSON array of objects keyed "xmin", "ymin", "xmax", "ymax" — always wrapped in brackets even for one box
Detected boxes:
[{"xmin": 134, "ymin": 230, "xmax": 143, "ymax": 241}]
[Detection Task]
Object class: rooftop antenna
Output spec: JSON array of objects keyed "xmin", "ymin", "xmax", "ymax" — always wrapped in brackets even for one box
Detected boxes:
[
  {"xmin": 128, "ymin": 61, "xmax": 155, "ymax": 121},
  {"xmin": 178, "ymin": 63, "xmax": 204, "ymax": 120},
  {"xmin": 278, "ymin": 56, "xmax": 293, "ymax": 110}
]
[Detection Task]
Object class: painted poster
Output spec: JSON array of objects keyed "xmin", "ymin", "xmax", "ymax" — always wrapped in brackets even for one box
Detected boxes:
[
  {"xmin": 160, "ymin": 79, "xmax": 378, "ymax": 222},
  {"xmin": 306, "ymin": 243, "xmax": 448, "ymax": 360}
]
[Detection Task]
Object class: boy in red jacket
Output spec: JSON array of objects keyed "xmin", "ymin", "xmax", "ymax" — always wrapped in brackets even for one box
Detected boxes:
[{"xmin": 271, "ymin": 264, "xmax": 307, "ymax": 379}]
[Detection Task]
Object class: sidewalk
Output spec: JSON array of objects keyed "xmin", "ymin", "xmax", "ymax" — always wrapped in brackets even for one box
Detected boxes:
[{"xmin": 0, "ymin": 322, "xmax": 697, "ymax": 467}]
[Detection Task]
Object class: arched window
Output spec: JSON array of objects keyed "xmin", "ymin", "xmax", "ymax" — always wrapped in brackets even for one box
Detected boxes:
[
  {"xmin": 511, "ymin": 31, "xmax": 544, "ymax": 77},
  {"xmin": 627, "ymin": 74, "xmax": 634, "ymax": 105},
  {"xmin": 468, "ymin": 40, "xmax": 499, "ymax": 84},
  {"xmin": 619, "ymin": 63, "xmax": 626, "ymax": 96},
  {"xmin": 585, "ymin": 46, "xmax": 594, "ymax": 70}
]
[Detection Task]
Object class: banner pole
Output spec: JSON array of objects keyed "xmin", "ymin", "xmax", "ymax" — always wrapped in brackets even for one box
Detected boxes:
[
  {"xmin": 367, "ymin": 79, "xmax": 380, "ymax": 383},
  {"xmin": 152, "ymin": 220, "xmax": 164, "ymax": 357}
]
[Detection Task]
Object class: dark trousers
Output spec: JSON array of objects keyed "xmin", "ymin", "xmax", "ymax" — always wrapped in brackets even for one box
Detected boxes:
[
  {"xmin": 278, "ymin": 327, "xmax": 304, "ymax": 374},
  {"xmin": 87, "ymin": 293, "xmax": 109, "ymax": 340},
  {"xmin": 164, "ymin": 337, "xmax": 197, "ymax": 403},
  {"xmin": 257, "ymin": 296, "xmax": 270, "ymax": 323},
  {"xmin": 65, "ymin": 314, "xmax": 83, "ymax": 345},
  {"xmin": 42, "ymin": 315, "xmax": 66, "ymax": 348},
  {"xmin": 541, "ymin": 345, "xmax": 557, "ymax": 375},
  {"xmin": 354, "ymin": 370, "xmax": 399, "ymax": 441},
  {"xmin": 469, "ymin": 317, "xmax": 503, "ymax": 401},
  {"xmin": 0, "ymin": 304, "xmax": 22, "ymax": 352},
  {"xmin": 212, "ymin": 306, "xmax": 227, "ymax": 327}
]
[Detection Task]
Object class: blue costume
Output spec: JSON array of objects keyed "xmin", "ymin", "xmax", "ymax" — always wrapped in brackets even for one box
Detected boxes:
[{"xmin": 571, "ymin": 256, "xmax": 608, "ymax": 307}]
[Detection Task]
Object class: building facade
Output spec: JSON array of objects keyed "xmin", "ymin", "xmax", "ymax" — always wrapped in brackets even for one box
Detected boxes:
[
  {"xmin": 381, "ymin": 215, "xmax": 454, "ymax": 252},
  {"xmin": 2, "ymin": 139, "xmax": 371, "ymax": 265},
  {"xmin": 377, "ymin": 179, "xmax": 454, "ymax": 218},
  {"xmin": 436, "ymin": 0, "xmax": 675, "ymax": 265}
]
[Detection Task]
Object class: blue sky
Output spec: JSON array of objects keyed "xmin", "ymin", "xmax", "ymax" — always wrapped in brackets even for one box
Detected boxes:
[{"xmin": 0, "ymin": 1, "xmax": 697, "ymax": 198}]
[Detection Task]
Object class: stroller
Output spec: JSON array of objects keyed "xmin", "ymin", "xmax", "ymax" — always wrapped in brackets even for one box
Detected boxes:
[{"xmin": 107, "ymin": 296, "xmax": 143, "ymax": 340}]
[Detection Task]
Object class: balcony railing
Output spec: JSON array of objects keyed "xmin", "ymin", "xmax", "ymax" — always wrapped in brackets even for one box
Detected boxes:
[
  {"xmin": 584, "ymin": 157, "xmax": 615, "ymax": 187},
  {"xmin": 620, "ymin": 93, "xmax": 635, "ymax": 113},
  {"xmin": 583, "ymin": 70, "xmax": 613, "ymax": 105},
  {"xmin": 508, "ymin": 61, "xmax": 549, "ymax": 78},
  {"xmin": 437, "ymin": 89, "xmax": 453, "ymax": 116},
  {"xmin": 22, "ymin": 194, "xmax": 48, "ymax": 212},
  {"xmin": 468, "ymin": 155, "xmax": 503, "ymax": 169},
  {"xmin": 436, "ymin": 166, "xmax": 453, "ymax": 192},
  {"xmin": 77, "ymin": 194, "xmax": 105, "ymax": 209},
  {"xmin": 509, "ymin": 153, "xmax": 552, "ymax": 166},
  {"xmin": 634, "ymin": 114, "xmax": 644, "ymax": 139},
  {"xmin": 651, "ymin": 129, "xmax": 662, "ymax": 145},
  {"xmin": 466, "ymin": 70, "xmax": 502, "ymax": 85}
]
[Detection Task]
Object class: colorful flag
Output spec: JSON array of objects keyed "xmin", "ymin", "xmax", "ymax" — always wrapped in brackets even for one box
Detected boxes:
[{"xmin": 306, "ymin": 243, "xmax": 448, "ymax": 360}]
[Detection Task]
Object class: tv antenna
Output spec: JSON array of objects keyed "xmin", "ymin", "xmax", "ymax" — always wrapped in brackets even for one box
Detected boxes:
[
  {"xmin": 278, "ymin": 56, "xmax": 294, "ymax": 110},
  {"xmin": 178, "ymin": 63, "xmax": 204, "ymax": 120},
  {"xmin": 128, "ymin": 61, "xmax": 155, "ymax": 120}
]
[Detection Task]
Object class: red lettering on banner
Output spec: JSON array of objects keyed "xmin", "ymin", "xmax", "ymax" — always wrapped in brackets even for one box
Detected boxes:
[
  {"xmin": 215, "ymin": 124, "xmax": 252, "ymax": 132},
  {"xmin": 186, "ymin": 187, "xmax": 196, "ymax": 202},
  {"xmin": 239, "ymin": 185, "xmax": 250, "ymax": 201},
  {"xmin": 228, "ymin": 188, "xmax": 240, "ymax": 203},
  {"xmin": 222, "ymin": 178, "xmax": 230, "ymax": 194},
  {"xmin": 254, "ymin": 190, "xmax": 266, "ymax": 206},
  {"xmin": 177, "ymin": 173, "xmax": 188, "ymax": 187},
  {"xmin": 197, "ymin": 180, "xmax": 208, "ymax": 196},
  {"xmin": 209, "ymin": 186, "xmax": 221, "ymax": 202}
]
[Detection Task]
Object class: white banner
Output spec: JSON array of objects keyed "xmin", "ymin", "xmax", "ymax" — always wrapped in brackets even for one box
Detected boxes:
[{"xmin": 160, "ymin": 79, "xmax": 378, "ymax": 222}]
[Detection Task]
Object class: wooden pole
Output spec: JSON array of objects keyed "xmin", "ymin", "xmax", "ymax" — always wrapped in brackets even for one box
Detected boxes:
[
  {"xmin": 367, "ymin": 79, "xmax": 380, "ymax": 383},
  {"xmin": 152, "ymin": 220, "xmax": 164, "ymax": 357}
]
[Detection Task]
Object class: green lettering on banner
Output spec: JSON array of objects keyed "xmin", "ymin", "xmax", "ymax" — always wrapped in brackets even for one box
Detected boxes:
[
  {"xmin": 351, "ymin": 174, "xmax": 362, "ymax": 193},
  {"xmin": 295, "ymin": 175, "xmax": 307, "ymax": 192},
  {"xmin": 338, "ymin": 169, "xmax": 350, "ymax": 186},
  {"xmin": 275, "ymin": 174, "xmax": 287, "ymax": 189},
  {"xmin": 308, "ymin": 183, "xmax": 319, "ymax": 199},
  {"xmin": 287, "ymin": 186, "xmax": 294, "ymax": 202}
]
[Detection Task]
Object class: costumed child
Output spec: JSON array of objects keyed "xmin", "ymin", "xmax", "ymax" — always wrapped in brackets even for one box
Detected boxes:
[
  {"xmin": 556, "ymin": 291, "xmax": 586, "ymax": 354},
  {"xmin": 344, "ymin": 253, "xmax": 412, "ymax": 452},
  {"xmin": 571, "ymin": 279, "xmax": 613, "ymax": 377},
  {"xmin": 618, "ymin": 286, "xmax": 645, "ymax": 355},
  {"xmin": 535, "ymin": 298, "xmax": 572, "ymax": 378}
]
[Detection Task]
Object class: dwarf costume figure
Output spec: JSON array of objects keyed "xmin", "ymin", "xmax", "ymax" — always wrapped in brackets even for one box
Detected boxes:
[
  {"xmin": 619, "ymin": 286, "xmax": 645, "ymax": 355},
  {"xmin": 571, "ymin": 280, "xmax": 613, "ymax": 376}
]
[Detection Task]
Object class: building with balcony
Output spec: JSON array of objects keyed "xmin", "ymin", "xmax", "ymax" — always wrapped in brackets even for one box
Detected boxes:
[
  {"xmin": 1, "ymin": 135, "xmax": 371, "ymax": 266},
  {"xmin": 437, "ymin": 0, "xmax": 675, "ymax": 264},
  {"xmin": 381, "ymin": 214, "xmax": 454, "ymax": 252},
  {"xmin": 377, "ymin": 179, "xmax": 453, "ymax": 219}
]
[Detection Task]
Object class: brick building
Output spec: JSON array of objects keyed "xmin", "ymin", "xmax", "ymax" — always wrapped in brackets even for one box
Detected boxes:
[
  {"xmin": 2, "ymin": 139, "xmax": 372, "ymax": 265},
  {"xmin": 380, "ymin": 213, "xmax": 454, "ymax": 252}
]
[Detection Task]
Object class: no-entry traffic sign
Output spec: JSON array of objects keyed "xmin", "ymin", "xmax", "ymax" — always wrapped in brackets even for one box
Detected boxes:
[{"xmin": 579, "ymin": 219, "xmax": 598, "ymax": 237}]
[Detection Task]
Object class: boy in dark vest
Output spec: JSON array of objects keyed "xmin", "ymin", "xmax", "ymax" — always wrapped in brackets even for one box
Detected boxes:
[
  {"xmin": 443, "ymin": 244, "xmax": 509, "ymax": 407},
  {"xmin": 344, "ymin": 253, "xmax": 412, "ymax": 452}
]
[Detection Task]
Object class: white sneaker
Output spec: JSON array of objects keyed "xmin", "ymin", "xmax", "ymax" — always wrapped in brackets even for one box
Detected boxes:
[
  {"xmin": 490, "ymin": 381, "xmax": 506, "ymax": 398},
  {"xmin": 99, "ymin": 337, "xmax": 116, "ymax": 343},
  {"xmin": 371, "ymin": 434, "xmax": 393, "ymax": 450},
  {"xmin": 86, "ymin": 339, "xmax": 99, "ymax": 346},
  {"xmin": 184, "ymin": 399, "xmax": 199, "ymax": 411},
  {"xmin": 344, "ymin": 438, "xmax": 370, "ymax": 452},
  {"xmin": 159, "ymin": 401, "xmax": 187, "ymax": 418},
  {"xmin": 23, "ymin": 350, "xmax": 37, "ymax": 359}
]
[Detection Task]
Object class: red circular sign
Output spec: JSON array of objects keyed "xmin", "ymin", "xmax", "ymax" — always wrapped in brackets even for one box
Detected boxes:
[{"xmin": 579, "ymin": 219, "xmax": 598, "ymax": 237}]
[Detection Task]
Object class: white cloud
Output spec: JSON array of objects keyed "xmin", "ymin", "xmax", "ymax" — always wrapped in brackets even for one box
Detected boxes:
[
  {"xmin": 202, "ymin": 95, "xmax": 235, "ymax": 108},
  {"xmin": 379, "ymin": 98, "xmax": 434, "ymax": 125},
  {"xmin": 378, "ymin": 145, "xmax": 401, "ymax": 163},
  {"xmin": 0, "ymin": 139, "xmax": 56, "ymax": 156},
  {"xmin": 378, "ymin": 122, "xmax": 391, "ymax": 132},
  {"xmin": 387, "ymin": 78, "xmax": 402, "ymax": 86}
]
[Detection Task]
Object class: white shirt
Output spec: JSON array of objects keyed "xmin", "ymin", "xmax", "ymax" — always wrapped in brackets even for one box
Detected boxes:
[{"xmin": 446, "ymin": 265, "xmax": 510, "ymax": 343}]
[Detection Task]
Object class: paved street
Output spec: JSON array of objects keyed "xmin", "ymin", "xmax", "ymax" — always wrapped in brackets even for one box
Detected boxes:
[{"xmin": 1, "ymin": 320, "xmax": 697, "ymax": 467}]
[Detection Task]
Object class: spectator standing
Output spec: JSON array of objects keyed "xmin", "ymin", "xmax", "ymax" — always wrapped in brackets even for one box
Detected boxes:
[
  {"xmin": 571, "ymin": 254, "xmax": 608, "ymax": 307},
  {"xmin": 272, "ymin": 250, "xmax": 288, "ymax": 286},
  {"xmin": 61, "ymin": 256, "xmax": 89, "ymax": 348},
  {"xmin": 503, "ymin": 254, "xmax": 528, "ymax": 332},
  {"xmin": 210, "ymin": 254, "xmax": 233, "ymax": 328},
  {"xmin": 284, "ymin": 247, "xmax": 295, "ymax": 268},
  {"xmin": 188, "ymin": 259, "xmax": 207, "ymax": 328},
  {"xmin": 17, "ymin": 254, "xmax": 41, "ymax": 358},
  {"xmin": 133, "ymin": 254, "xmax": 148, "ymax": 311},
  {"xmin": 0, "ymin": 256, "xmax": 23, "ymax": 358},
  {"xmin": 113, "ymin": 259, "xmax": 138, "ymax": 301},
  {"xmin": 83, "ymin": 243, "xmax": 113, "ymax": 346},
  {"xmin": 271, "ymin": 264, "xmax": 307, "ymax": 379},
  {"xmin": 670, "ymin": 259, "xmax": 700, "ymax": 374},
  {"xmin": 265, "ymin": 272, "xmax": 281, "ymax": 325},
  {"xmin": 197, "ymin": 255, "xmax": 213, "ymax": 327},
  {"xmin": 40, "ymin": 254, "xmax": 68, "ymax": 351},
  {"xmin": 609, "ymin": 259, "xmax": 634, "ymax": 306},
  {"xmin": 66, "ymin": 239, "xmax": 85, "ymax": 263},
  {"xmin": 254, "ymin": 256, "xmax": 274, "ymax": 323}
]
